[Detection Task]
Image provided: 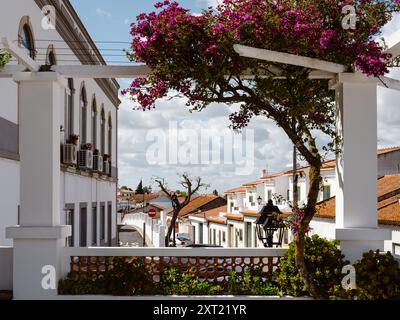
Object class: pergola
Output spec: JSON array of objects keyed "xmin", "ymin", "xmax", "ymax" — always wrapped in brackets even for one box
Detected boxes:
[{"xmin": 1, "ymin": 32, "xmax": 399, "ymax": 298}]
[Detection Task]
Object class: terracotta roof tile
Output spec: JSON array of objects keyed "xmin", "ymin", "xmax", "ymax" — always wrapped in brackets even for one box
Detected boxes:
[
  {"xmin": 240, "ymin": 209, "xmax": 259, "ymax": 217},
  {"xmin": 378, "ymin": 146, "xmax": 400, "ymax": 155},
  {"xmin": 130, "ymin": 193, "xmax": 160, "ymax": 202},
  {"xmin": 190, "ymin": 205, "xmax": 227, "ymax": 219},
  {"xmin": 225, "ymin": 186, "xmax": 247, "ymax": 194},
  {"xmin": 315, "ymin": 174, "xmax": 400, "ymax": 226},
  {"xmin": 224, "ymin": 213, "xmax": 244, "ymax": 221},
  {"xmin": 168, "ymin": 195, "xmax": 226, "ymax": 217},
  {"xmin": 243, "ymin": 179, "xmax": 264, "ymax": 187}
]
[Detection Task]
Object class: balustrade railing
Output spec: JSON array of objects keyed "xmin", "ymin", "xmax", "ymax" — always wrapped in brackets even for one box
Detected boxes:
[{"xmin": 63, "ymin": 247, "xmax": 287, "ymax": 285}]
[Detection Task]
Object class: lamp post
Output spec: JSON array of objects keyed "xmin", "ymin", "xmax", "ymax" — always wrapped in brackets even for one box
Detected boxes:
[{"xmin": 255, "ymin": 196, "xmax": 286, "ymax": 247}]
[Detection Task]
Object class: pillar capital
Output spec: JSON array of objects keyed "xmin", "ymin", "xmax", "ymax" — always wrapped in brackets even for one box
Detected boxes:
[
  {"xmin": 12, "ymin": 71, "xmax": 67, "ymax": 88},
  {"xmin": 6, "ymin": 226, "xmax": 71, "ymax": 240}
]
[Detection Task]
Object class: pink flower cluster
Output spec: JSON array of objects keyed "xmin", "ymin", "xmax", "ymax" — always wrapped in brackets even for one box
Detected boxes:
[
  {"xmin": 288, "ymin": 208, "xmax": 311, "ymax": 236},
  {"xmin": 123, "ymin": 0, "xmax": 400, "ymax": 109}
]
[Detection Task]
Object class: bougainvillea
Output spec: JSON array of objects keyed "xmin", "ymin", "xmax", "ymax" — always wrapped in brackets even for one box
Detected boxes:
[
  {"xmin": 124, "ymin": 0, "xmax": 400, "ymax": 110},
  {"xmin": 124, "ymin": 0, "xmax": 400, "ymax": 298}
]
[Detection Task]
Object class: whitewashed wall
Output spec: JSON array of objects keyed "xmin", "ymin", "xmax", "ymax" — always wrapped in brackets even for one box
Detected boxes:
[
  {"xmin": 0, "ymin": 159, "xmax": 20, "ymax": 246},
  {"xmin": 0, "ymin": 0, "xmax": 118, "ymax": 247}
]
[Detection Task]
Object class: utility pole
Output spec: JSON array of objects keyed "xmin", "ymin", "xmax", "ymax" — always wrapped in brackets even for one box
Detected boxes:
[{"xmin": 292, "ymin": 118, "xmax": 298, "ymax": 209}]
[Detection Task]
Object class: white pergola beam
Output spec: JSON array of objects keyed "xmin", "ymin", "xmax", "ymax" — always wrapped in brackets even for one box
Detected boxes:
[
  {"xmin": 0, "ymin": 65, "xmax": 26, "ymax": 78},
  {"xmin": 234, "ymin": 44, "xmax": 346, "ymax": 74},
  {"xmin": 379, "ymin": 76, "xmax": 400, "ymax": 91},
  {"xmin": 1, "ymin": 37, "xmax": 40, "ymax": 72},
  {"xmin": 51, "ymin": 65, "xmax": 151, "ymax": 78},
  {"xmin": 384, "ymin": 28, "xmax": 400, "ymax": 58}
]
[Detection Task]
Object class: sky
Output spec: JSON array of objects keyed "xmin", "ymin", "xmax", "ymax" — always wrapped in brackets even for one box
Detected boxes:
[{"xmin": 70, "ymin": 0, "xmax": 400, "ymax": 193}]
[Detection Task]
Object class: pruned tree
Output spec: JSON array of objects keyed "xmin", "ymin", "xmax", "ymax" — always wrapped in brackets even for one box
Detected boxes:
[{"xmin": 155, "ymin": 174, "xmax": 206, "ymax": 246}]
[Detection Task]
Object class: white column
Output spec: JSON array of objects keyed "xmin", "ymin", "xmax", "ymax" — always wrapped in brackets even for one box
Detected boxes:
[
  {"xmin": 6, "ymin": 72, "xmax": 71, "ymax": 299},
  {"xmin": 158, "ymin": 225, "xmax": 165, "ymax": 247},
  {"xmin": 335, "ymin": 73, "xmax": 390, "ymax": 262}
]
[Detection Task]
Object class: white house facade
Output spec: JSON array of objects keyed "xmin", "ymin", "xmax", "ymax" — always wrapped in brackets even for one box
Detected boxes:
[
  {"xmin": 0, "ymin": 0, "xmax": 119, "ymax": 247},
  {"xmin": 189, "ymin": 147, "xmax": 400, "ymax": 258}
]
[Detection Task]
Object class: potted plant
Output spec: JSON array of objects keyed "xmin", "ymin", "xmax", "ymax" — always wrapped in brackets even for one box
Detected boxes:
[
  {"xmin": 67, "ymin": 134, "xmax": 79, "ymax": 146},
  {"xmin": 81, "ymin": 143, "xmax": 92, "ymax": 150}
]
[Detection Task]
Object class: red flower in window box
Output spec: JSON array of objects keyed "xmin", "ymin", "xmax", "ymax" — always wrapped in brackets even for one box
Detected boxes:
[{"xmin": 67, "ymin": 134, "xmax": 79, "ymax": 146}]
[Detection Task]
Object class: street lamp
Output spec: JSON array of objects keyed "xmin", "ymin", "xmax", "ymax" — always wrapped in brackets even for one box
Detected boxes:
[{"xmin": 254, "ymin": 199, "xmax": 286, "ymax": 248}]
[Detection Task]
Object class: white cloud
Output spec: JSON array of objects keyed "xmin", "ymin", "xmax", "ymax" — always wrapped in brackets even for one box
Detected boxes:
[
  {"xmin": 117, "ymin": 94, "xmax": 293, "ymax": 192},
  {"xmin": 95, "ymin": 8, "xmax": 112, "ymax": 19},
  {"xmin": 116, "ymin": 13, "xmax": 400, "ymax": 194}
]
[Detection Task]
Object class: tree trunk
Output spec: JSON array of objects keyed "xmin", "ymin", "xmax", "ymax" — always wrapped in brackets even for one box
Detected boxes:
[
  {"xmin": 165, "ymin": 210, "xmax": 179, "ymax": 247},
  {"xmin": 294, "ymin": 162, "xmax": 327, "ymax": 299}
]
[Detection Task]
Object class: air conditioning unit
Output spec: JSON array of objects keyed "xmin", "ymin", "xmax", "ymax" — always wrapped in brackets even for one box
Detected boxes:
[
  {"xmin": 62, "ymin": 144, "xmax": 77, "ymax": 165},
  {"xmin": 77, "ymin": 149, "xmax": 93, "ymax": 170},
  {"xmin": 103, "ymin": 161, "xmax": 110, "ymax": 176},
  {"xmin": 93, "ymin": 155, "xmax": 103, "ymax": 172}
]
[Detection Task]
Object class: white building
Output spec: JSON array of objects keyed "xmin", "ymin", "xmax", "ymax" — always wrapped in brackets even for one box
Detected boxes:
[
  {"xmin": 189, "ymin": 147, "xmax": 400, "ymax": 257},
  {"xmin": 0, "ymin": 0, "xmax": 119, "ymax": 247}
]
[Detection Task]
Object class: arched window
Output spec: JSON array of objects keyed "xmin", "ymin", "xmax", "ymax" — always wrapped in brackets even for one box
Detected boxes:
[
  {"xmin": 65, "ymin": 78, "xmax": 74, "ymax": 140},
  {"xmin": 91, "ymin": 96, "xmax": 97, "ymax": 150},
  {"xmin": 79, "ymin": 84, "xmax": 88, "ymax": 145},
  {"xmin": 18, "ymin": 16, "xmax": 36, "ymax": 59},
  {"xmin": 108, "ymin": 114, "xmax": 112, "ymax": 160},
  {"xmin": 100, "ymin": 108, "xmax": 105, "ymax": 155},
  {"xmin": 46, "ymin": 45, "xmax": 57, "ymax": 66}
]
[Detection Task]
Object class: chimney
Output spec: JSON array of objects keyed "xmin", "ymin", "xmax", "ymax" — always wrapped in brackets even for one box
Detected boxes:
[{"xmin": 261, "ymin": 168, "xmax": 268, "ymax": 178}]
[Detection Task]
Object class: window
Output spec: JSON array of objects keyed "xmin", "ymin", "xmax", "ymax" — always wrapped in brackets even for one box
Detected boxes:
[
  {"xmin": 92, "ymin": 97, "xmax": 97, "ymax": 150},
  {"xmin": 323, "ymin": 185, "xmax": 331, "ymax": 200},
  {"xmin": 92, "ymin": 204, "xmax": 97, "ymax": 246},
  {"xmin": 239, "ymin": 229, "xmax": 243, "ymax": 241},
  {"xmin": 218, "ymin": 230, "xmax": 222, "ymax": 246},
  {"xmin": 294, "ymin": 185, "xmax": 301, "ymax": 202},
  {"xmin": 267, "ymin": 190, "xmax": 272, "ymax": 201},
  {"xmin": 254, "ymin": 226, "xmax": 258, "ymax": 247},
  {"xmin": 65, "ymin": 79, "xmax": 74, "ymax": 140},
  {"xmin": 79, "ymin": 85, "xmax": 88, "ymax": 145},
  {"xmin": 199, "ymin": 223, "xmax": 203, "ymax": 244},
  {"xmin": 80, "ymin": 206, "xmax": 87, "ymax": 247},
  {"xmin": 249, "ymin": 195, "xmax": 254, "ymax": 203},
  {"xmin": 65, "ymin": 208, "xmax": 74, "ymax": 247},
  {"xmin": 245, "ymin": 222, "xmax": 252, "ymax": 248},
  {"xmin": 100, "ymin": 204, "xmax": 105, "ymax": 241},
  {"xmin": 18, "ymin": 17, "xmax": 35, "ymax": 59},
  {"xmin": 108, "ymin": 203, "xmax": 112, "ymax": 246},
  {"xmin": 46, "ymin": 45, "xmax": 56, "ymax": 66},
  {"xmin": 222, "ymin": 231, "xmax": 226, "ymax": 243},
  {"xmin": 100, "ymin": 108, "xmax": 105, "ymax": 155},
  {"xmin": 108, "ymin": 114, "xmax": 112, "ymax": 159},
  {"xmin": 394, "ymin": 243, "xmax": 400, "ymax": 257},
  {"xmin": 230, "ymin": 202, "xmax": 234, "ymax": 211},
  {"xmin": 213, "ymin": 229, "xmax": 216, "ymax": 245}
]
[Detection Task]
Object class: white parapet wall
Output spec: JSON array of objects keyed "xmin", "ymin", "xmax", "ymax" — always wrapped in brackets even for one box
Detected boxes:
[
  {"xmin": 0, "ymin": 247, "xmax": 13, "ymax": 291},
  {"xmin": 123, "ymin": 212, "xmax": 165, "ymax": 247}
]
